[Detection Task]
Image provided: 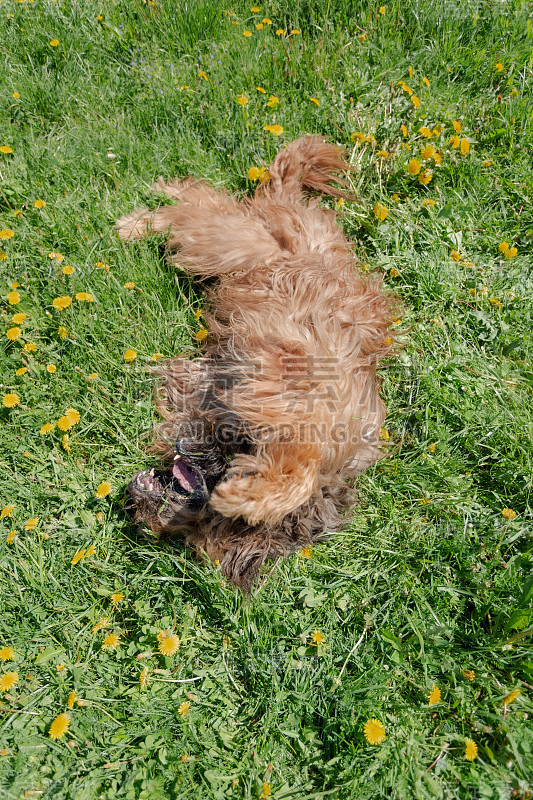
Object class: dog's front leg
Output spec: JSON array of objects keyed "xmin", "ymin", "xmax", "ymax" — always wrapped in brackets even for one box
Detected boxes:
[{"xmin": 209, "ymin": 443, "xmax": 320, "ymax": 526}]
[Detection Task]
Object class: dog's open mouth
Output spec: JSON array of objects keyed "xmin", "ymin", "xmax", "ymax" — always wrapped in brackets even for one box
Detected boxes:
[{"xmin": 133, "ymin": 454, "xmax": 207, "ymax": 503}]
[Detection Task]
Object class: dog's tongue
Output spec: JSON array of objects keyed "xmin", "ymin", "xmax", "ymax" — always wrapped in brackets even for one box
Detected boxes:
[{"xmin": 172, "ymin": 459, "xmax": 202, "ymax": 493}]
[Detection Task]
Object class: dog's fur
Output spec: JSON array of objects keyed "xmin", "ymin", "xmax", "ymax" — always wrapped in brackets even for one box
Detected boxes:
[{"xmin": 117, "ymin": 136, "xmax": 396, "ymax": 588}]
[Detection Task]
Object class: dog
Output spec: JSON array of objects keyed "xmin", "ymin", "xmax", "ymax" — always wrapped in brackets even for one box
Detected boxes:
[{"xmin": 116, "ymin": 135, "xmax": 396, "ymax": 589}]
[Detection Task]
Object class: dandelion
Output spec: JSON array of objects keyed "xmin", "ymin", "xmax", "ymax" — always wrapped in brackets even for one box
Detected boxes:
[
  {"xmin": 67, "ymin": 690, "xmax": 77, "ymax": 709},
  {"xmin": 96, "ymin": 481, "xmax": 111, "ymax": 498},
  {"xmin": 11, "ymin": 313, "xmax": 27, "ymax": 324},
  {"xmin": 482, "ymin": 160, "xmax": 492, "ymax": 166},
  {"xmin": 178, "ymin": 701, "xmax": 190, "ymax": 716},
  {"xmin": 419, "ymin": 126, "xmax": 432, "ymax": 138},
  {"xmin": 102, "ymin": 633, "xmax": 120, "ymax": 650},
  {"xmin": 275, "ymin": 29, "xmax": 284, "ymax": 35},
  {"xmin": 428, "ymin": 442, "xmax": 436, "ymax": 452},
  {"xmin": 460, "ymin": 138, "xmax": 470, "ymax": 155},
  {"xmin": 256, "ymin": 23, "xmax": 264, "ymax": 29},
  {"xmin": 62, "ymin": 265, "xmax": 74, "ymax": 275},
  {"xmin": 92, "ymin": 618, "xmax": 110, "ymax": 634},
  {"xmin": 0, "ymin": 145, "xmax": 13, "ymax": 154},
  {"xmin": 124, "ymin": 349, "xmax": 137, "ymax": 362},
  {"xmin": 85, "ymin": 544, "xmax": 96, "ymax": 558},
  {"xmin": 407, "ymin": 158, "xmax": 421, "ymax": 175},
  {"xmin": 263, "ymin": 124, "xmax": 284, "ymax": 135},
  {"xmin": 300, "ymin": 546, "xmax": 312, "ymax": 557},
  {"xmin": 198, "ymin": 70, "xmax": 207, "ymax": 80},
  {"xmin": 452, "ymin": 120, "xmax": 462, "ymax": 133},
  {"xmin": 266, "ymin": 94, "xmax": 279, "ymax": 107},
  {"xmin": 379, "ymin": 6, "xmax": 385, "ymax": 13},
  {"xmin": 504, "ymin": 247, "xmax": 517, "ymax": 259},
  {"xmin": 449, "ymin": 135, "xmax": 460, "ymax": 148},
  {"xmin": 418, "ymin": 169, "xmax": 433, "ymax": 185},
  {"xmin": 411, "ymin": 96, "xmax": 421, "ymax": 109},
  {"xmin": 251, "ymin": 6, "xmax": 260, "ymax": 11},
  {"xmin": 428, "ymin": 684, "xmax": 441, "ymax": 705},
  {"xmin": 243, "ymin": 30, "xmax": 252, "ymax": 37},
  {"xmin": 6, "ymin": 327, "xmax": 21, "ymax": 341},
  {"xmin": 46, "ymin": 364, "xmax": 57, "ymax": 374},
  {"xmin": 465, "ymin": 738, "xmax": 478, "ymax": 761},
  {"xmin": 374, "ymin": 202, "xmax": 388, "ymax": 221},
  {"xmin": 450, "ymin": 250, "xmax": 461, "ymax": 262},
  {"xmin": 389, "ymin": 268, "xmax": 399, "ymax": 277},
  {"xmin": 495, "ymin": 62, "xmax": 503, "ymax": 72},
  {"xmin": 58, "ymin": 325, "xmax": 68, "ymax": 339},
  {"xmin": 422, "ymin": 77, "xmax": 430, "ymax": 87},
  {"xmin": 262, "ymin": 18, "xmax": 272, "ymax": 24},
  {"xmin": 75, "ymin": 292, "xmax": 94, "ymax": 302},
  {"xmin": 0, "ymin": 504, "xmax": 15, "ymax": 520},
  {"xmin": 400, "ymin": 124, "xmax": 408, "ymax": 137},
  {"xmin": 421, "ymin": 199, "xmax": 436, "ymax": 208},
  {"xmin": 236, "ymin": 95, "xmax": 248, "ymax": 105},
  {"xmin": 0, "ymin": 229, "xmax": 15, "ymax": 240},
  {"xmin": 12, "ymin": 93, "xmax": 20, "ymax": 99},
  {"xmin": 52, "ymin": 296, "xmax": 72, "ymax": 310},
  {"xmin": 64, "ymin": 408, "xmax": 80, "ymax": 425},
  {"xmin": 57, "ymin": 416, "xmax": 72, "ymax": 431},
  {"xmin": 463, "ymin": 669, "xmax": 475, "ymax": 681},
  {"xmin": 421, "ymin": 144, "xmax": 435, "ymax": 160},
  {"xmin": 248, "ymin": 167, "xmax": 263, "ymax": 181},
  {"xmin": 124, "ymin": 281, "xmax": 135, "ymax": 289},
  {"xmin": 49, "ymin": 39, "xmax": 59, "ymax": 47},
  {"xmin": 363, "ymin": 718, "xmax": 386, "ymax": 745},
  {"xmin": 110, "ymin": 592, "xmax": 124, "ymax": 605},
  {"xmin": 310, "ymin": 97, "xmax": 320, "ymax": 106},
  {"xmin": 290, "ymin": 29, "xmax": 300, "ymax": 34},
  {"xmin": 48, "ymin": 252, "xmax": 64, "ymax": 261},
  {"xmin": 376, "ymin": 150, "xmax": 389, "ymax": 158},
  {"xmin": 158, "ymin": 633, "xmax": 180, "ymax": 656},
  {"xmin": 3, "ymin": 393, "xmax": 20, "ymax": 408},
  {"xmin": 6, "ymin": 530, "xmax": 17, "ymax": 544},
  {"xmin": 7, "ymin": 290, "xmax": 20, "ymax": 304},
  {"xmin": 498, "ymin": 241, "xmax": 509, "ymax": 253},
  {"xmin": 502, "ymin": 688, "xmax": 520, "ymax": 706},
  {"xmin": 311, "ymin": 630, "xmax": 324, "ymax": 645},
  {"xmin": 49, "ymin": 713, "xmax": 70, "ymax": 740},
  {"xmin": 379, "ymin": 428, "xmax": 390, "ymax": 441},
  {"xmin": 34, "ymin": 199, "xmax": 46, "ymax": 209},
  {"xmin": 502, "ymin": 508, "xmax": 517, "ymax": 520},
  {"xmin": 139, "ymin": 667, "xmax": 149, "ymax": 688},
  {"xmin": 0, "ymin": 672, "xmax": 18, "ymax": 692},
  {"xmin": 0, "ymin": 647, "xmax": 15, "ymax": 661},
  {"xmin": 40, "ymin": 423, "xmax": 54, "ymax": 434},
  {"xmin": 71, "ymin": 550, "xmax": 86, "ymax": 565}
]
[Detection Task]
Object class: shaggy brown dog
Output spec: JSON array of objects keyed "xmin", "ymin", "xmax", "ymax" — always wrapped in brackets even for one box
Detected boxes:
[{"xmin": 117, "ymin": 136, "xmax": 395, "ymax": 588}]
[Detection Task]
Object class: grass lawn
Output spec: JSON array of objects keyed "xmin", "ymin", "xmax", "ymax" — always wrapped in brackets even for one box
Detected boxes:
[{"xmin": 1, "ymin": 0, "xmax": 532, "ymax": 797}]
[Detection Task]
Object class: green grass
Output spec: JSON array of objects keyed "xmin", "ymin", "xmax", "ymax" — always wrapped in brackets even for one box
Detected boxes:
[{"xmin": 1, "ymin": 0, "xmax": 532, "ymax": 797}]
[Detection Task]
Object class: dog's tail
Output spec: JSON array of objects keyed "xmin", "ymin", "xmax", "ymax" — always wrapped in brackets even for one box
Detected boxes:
[{"xmin": 260, "ymin": 135, "xmax": 355, "ymax": 202}]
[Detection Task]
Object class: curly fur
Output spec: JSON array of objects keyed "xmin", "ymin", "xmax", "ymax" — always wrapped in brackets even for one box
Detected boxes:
[{"xmin": 117, "ymin": 136, "xmax": 397, "ymax": 589}]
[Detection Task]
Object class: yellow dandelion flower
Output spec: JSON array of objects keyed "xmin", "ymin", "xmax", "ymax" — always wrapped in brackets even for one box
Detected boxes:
[
  {"xmin": 363, "ymin": 718, "xmax": 386, "ymax": 745},
  {"xmin": 6, "ymin": 530, "xmax": 17, "ymax": 544},
  {"xmin": 300, "ymin": 545, "xmax": 312, "ymax": 557},
  {"xmin": 419, "ymin": 126, "xmax": 432, "ymax": 138},
  {"xmin": 422, "ymin": 198, "xmax": 436, "ymax": 208},
  {"xmin": 400, "ymin": 124, "xmax": 408, "ymax": 137},
  {"xmin": 463, "ymin": 670, "xmax": 475, "ymax": 681},
  {"xmin": 2, "ymin": 393, "xmax": 20, "ymax": 408},
  {"xmin": 310, "ymin": 97, "xmax": 320, "ymax": 106},
  {"xmin": 379, "ymin": 6, "xmax": 385, "ymax": 14},
  {"xmin": 0, "ymin": 145, "xmax": 13, "ymax": 154},
  {"xmin": 374, "ymin": 202, "xmax": 389, "ymax": 221},
  {"xmin": 64, "ymin": 408, "xmax": 80, "ymax": 425},
  {"xmin": 124, "ymin": 281, "xmax": 135, "ymax": 289},
  {"xmin": 460, "ymin": 138, "xmax": 470, "ymax": 155},
  {"xmin": 266, "ymin": 94, "xmax": 279, "ymax": 107},
  {"xmin": 40, "ymin": 423, "xmax": 54, "ymax": 434},
  {"xmin": 449, "ymin": 135, "xmax": 460, "ymax": 148},
  {"xmin": 422, "ymin": 77, "xmax": 430, "ymax": 87},
  {"xmin": 482, "ymin": 159, "xmax": 492, "ymax": 166},
  {"xmin": 251, "ymin": 6, "xmax": 260, "ymax": 11},
  {"xmin": 0, "ymin": 505, "xmax": 15, "ymax": 520},
  {"xmin": 379, "ymin": 428, "xmax": 390, "ymax": 441},
  {"xmin": 262, "ymin": 18, "xmax": 272, "ymax": 25},
  {"xmin": 407, "ymin": 158, "xmax": 421, "ymax": 175},
  {"xmin": 236, "ymin": 95, "xmax": 248, "ymax": 105},
  {"xmin": 178, "ymin": 701, "xmax": 190, "ymax": 715},
  {"xmin": 13, "ymin": 93, "xmax": 20, "ymax": 99},
  {"xmin": 49, "ymin": 39, "xmax": 59, "ymax": 47},
  {"xmin": 158, "ymin": 633, "xmax": 180, "ymax": 656},
  {"xmin": 67, "ymin": 690, "xmax": 77, "ymax": 709},
  {"xmin": 421, "ymin": 144, "xmax": 435, "ymax": 160},
  {"xmin": 139, "ymin": 666, "xmax": 149, "ymax": 688},
  {"xmin": 376, "ymin": 150, "xmax": 389, "ymax": 158},
  {"xmin": 85, "ymin": 544, "xmax": 96, "ymax": 558},
  {"xmin": 57, "ymin": 416, "xmax": 72, "ymax": 431},
  {"xmin": 149, "ymin": 354, "xmax": 163, "ymax": 362},
  {"xmin": 96, "ymin": 481, "xmax": 111, "ymax": 498},
  {"xmin": 275, "ymin": 29, "xmax": 284, "ymax": 36},
  {"xmin": 428, "ymin": 684, "xmax": 441, "ymax": 705},
  {"xmin": 34, "ymin": 199, "xmax": 46, "ymax": 209},
  {"xmin": 311, "ymin": 630, "xmax": 324, "ymax": 645},
  {"xmin": 198, "ymin": 70, "xmax": 207, "ymax": 80},
  {"xmin": 46, "ymin": 364, "xmax": 57, "ymax": 374},
  {"xmin": 260, "ymin": 783, "xmax": 271, "ymax": 798},
  {"xmin": 358, "ymin": 33, "xmax": 367, "ymax": 41},
  {"xmin": 0, "ymin": 647, "xmax": 15, "ymax": 661},
  {"xmin": 243, "ymin": 30, "xmax": 252, "ymax": 37},
  {"xmin": 75, "ymin": 292, "xmax": 94, "ymax": 302},
  {"xmin": 389, "ymin": 268, "xmax": 399, "ymax": 277},
  {"xmin": 450, "ymin": 250, "xmax": 461, "ymax": 262},
  {"xmin": 290, "ymin": 29, "xmax": 300, "ymax": 34},
  {"xmin": 256, "ymin": 23, "xmax": 264, "ymax": 29},
  {"xmin": 71, "ymin": 550, "xmax": 86, "ymax": 565},
  {"xmin": 427, "ymin": 442, "xmax": 436, "ymax": 452},
  {"xmin": 248, "ymin": 167, "xmax": 261, "ymax": 180},
  {"xmin": 6, "ymin": 326, "xmax": 21, "ymax": 341},
  {"xmin": 124, "ymin": 349, "xmax": 137, "ymax": 362},
  {"xmin": 465, "ymin": 738, "xmax": 478, "ymax": 761},
  {"xmin": 418, "ymin": 169, "xmax": 433, "ymax": 185},
  {"xmin": 263, "ymin": 124, "xmax": 284, "ymax": 135},
  {"xmin": 452, "ymin": 120, "xmax": 462, "ymax": 133},
  {"xmin": 7, "ymin": 290, "xmax": 20, "ymax": 304},
  {"xmin": 62, "ymin": 265, "xmax": 74, "ymax": 275},
  {"xmin": 495, "ymin": 62, "xmax": 503, "ymax": 72},
  {"xmin": 502, "ymin": 688, "xmax": 520, "ymax": 705},
  {"xmin": 195, "ymin": 328, "xmax": 208, "ymax": 342},
  {"xmin": 102, "ymin": 633, "xmax": 120, "ymax": 650},
  {"xmin": 411, "ymin": 96, "xmax": 421, "ymax": 109},
  {"xmin": 0, "ymin": 229, "xmax": 15, "ymax": 240},
  {"xmin": 48, "ymin": 252, "xmax": 64, "ymax": 261},
  {"xmin": 504, "ymin": 247, "xmax": 517, "ymax": 259},
  {"xmin": 0, "ymin": 671, "xmax": 18, "ymax": 692},
  {"xmin": 110, "ymin": 592, "xmax": 124, "ymax": 605},
  {"xmin": 58, "ymin": 325, "xmax": 68, "ymax": 339},
  {"xmin": 24, "ymin": 517, "xmax": 38, "ymax": 530},
  {"xmin": 498, "ymin": 241, "xmax": 509, "ymax": 253},
  {"xmin": 256, "ymin": 86, "xmax": 266, "ymax": 93},
  {"xmin": 52, "ymin": 296, "xmax": 72, "ymax": 310},
  {"xmin": 11, "ymin": 313, "xmax": 27, "ymax": 324},
  {"xmin": 502, "ymin": 508, "xmax": 517, "ymax": 520},
  {"xmin": 49, "ymin": 713, "xmax": 70, "ymax": 740}
]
